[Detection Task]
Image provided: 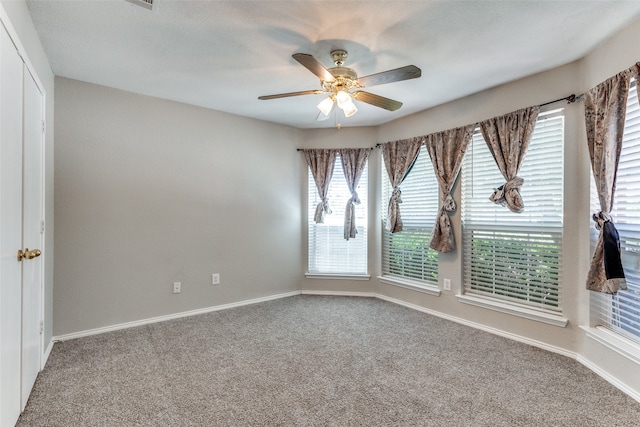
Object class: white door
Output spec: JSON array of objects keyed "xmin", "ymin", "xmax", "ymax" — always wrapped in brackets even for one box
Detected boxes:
[
  {"xmin": 21, "ymin": 66, "xmax": 44, "ymax": 409},
  {"xmin": 0, "ymin": 21, "xmax": 25, "ymax": 427}
]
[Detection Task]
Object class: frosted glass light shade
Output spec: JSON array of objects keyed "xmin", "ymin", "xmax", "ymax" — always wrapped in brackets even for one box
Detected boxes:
[
  {"xmin": 317, "ymin": 97, "xmax": 334, "ymax": 116},
  {"xmin": 342, "ymin": 100, "xmax": 358, "ymax": 117},
  {"xmin": 335, "ymin": 91, "xmax": 357, "ymax": 117},
  {"xmin": 336, "ymin": 91, "xmax": 351, "ymax": 108}
]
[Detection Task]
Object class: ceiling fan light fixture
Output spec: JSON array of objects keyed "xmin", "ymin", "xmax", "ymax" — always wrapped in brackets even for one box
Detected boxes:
[
  {"xmin": 335, "ymin": 90, "xmax": 358, "ymax": 117},
  {"xmin": 336, "ymin": 90, "xmax": 351, "ymax": 108},
  {"xmin": 342, "ymin": 100, "xmax": 358, "ymax": 117},
  {"xmin": 317, "ymin": 96, "xmax": 335, "ymax": 116}
]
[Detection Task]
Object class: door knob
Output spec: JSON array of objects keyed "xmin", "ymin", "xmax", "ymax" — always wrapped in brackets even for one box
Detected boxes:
[
  {"xmin": 26, "ymin": 248, "xmax": 41, "ymax": 259},
  {"xmin": 17, "ymin": 248, "xmax": 41, "ymax": 261}
]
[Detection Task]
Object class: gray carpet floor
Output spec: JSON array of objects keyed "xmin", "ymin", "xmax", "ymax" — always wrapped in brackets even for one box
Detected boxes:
[{"xmin": 17, "ymin": 295, "xmax": 640, "ymax": 426}]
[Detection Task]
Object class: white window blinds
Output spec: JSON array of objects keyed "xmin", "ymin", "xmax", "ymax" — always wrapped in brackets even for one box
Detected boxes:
[
  {"xmin": 381, "ymin": 145, "xmax": 439, "ymax": 284},
  {"xmin": 308, "ymin": 156, "xmax": 368, "ymax": 274},
  {"xmin": 591, "ymin": 80, "xmax": 640, "ymax": 344},
  {"xmin": 461, "ymin": 110, "xmax": 564, "ymax": 311}
]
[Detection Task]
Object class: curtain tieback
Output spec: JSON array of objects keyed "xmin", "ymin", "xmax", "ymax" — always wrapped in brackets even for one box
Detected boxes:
[
  {"xmin": 314, "ymin": 197, "xmax": 332, "ymax": 223},
  {"xmin": 442, "ymin": 194, "xmax": 456, "ymax": 213},
  {"xmin": 593, "ymin": 211, "xmax": 612, "ymax": 230},
  {"xmin": 348, "ymin": 190, "xmax": 361, "ymax": 206},
  {"xmin": 391, "ymin": 187, "xmax": 402, "ymax": 204},
  {"xmin": 321, "ymin": 197, "xmax": 332, "ymax": 214},
  {"xmin": 490, "ymin": 177, "xmax": 524, "ymax": 204}
]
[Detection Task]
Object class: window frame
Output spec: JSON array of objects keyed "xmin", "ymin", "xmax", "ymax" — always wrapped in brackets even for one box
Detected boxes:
[
  {"xmin": 306, "ymin": 153, "xmax": 369, "ymax": 277},
  {"xmin": 379, "ymin": 144, "xmax": 440, "ymax": 294},
  {"xmin": 459, "ymin": 109, "xmax": 567, "ymax": 326}
]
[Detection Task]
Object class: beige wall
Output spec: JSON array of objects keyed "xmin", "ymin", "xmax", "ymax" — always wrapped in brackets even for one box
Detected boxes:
[
  {"xmin": 53, "ymin": 78, "xmax": 303, "ymax": 335},
  {"xmin": 1, "ymin": 0, "xmax": 55, "ymax": 349}
]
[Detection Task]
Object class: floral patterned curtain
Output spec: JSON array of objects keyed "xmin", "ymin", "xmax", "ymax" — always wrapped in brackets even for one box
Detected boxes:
[
  {"xmin": 479, "ymin": 106, "xmax": 540, "ymax": 213},
  {"xmin": 303, "ymin": 149, "xmax": 337, "ymax": 223},
  {"xmin": 424, "ymin": 125, "xmax": 474, "ymax": 252},
  {"xmin": 339, "ymin": 148, "xmax": 371, "ymax": 240},
  {"xmin": 585, "ymin": 69, "xmax": 631, "ymax": 294},
  {"xmin": 381, "ymin": 138, "xmax": 423, "ymax": 233}
]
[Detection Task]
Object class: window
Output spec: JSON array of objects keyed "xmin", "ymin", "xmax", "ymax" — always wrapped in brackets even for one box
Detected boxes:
[
  {"xmin": 307, "ymin": 155, "xmax": 368, "ymax": 275},
  {"xmin": 381, "ymin": 145, "xmax": 439, "ymax": 285},
  {"xmin": 590, "ymin": 80, "xmax": 640, "ymax": 344},
  {"xmin": 461, "ymin": 110, "xmax": 564, "ymax": 313}
]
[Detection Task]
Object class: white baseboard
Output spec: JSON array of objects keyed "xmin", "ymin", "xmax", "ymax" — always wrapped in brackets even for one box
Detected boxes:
[
  {"xmin": 53, "ymin": 291, "xmax": 301, "ymax": 342},
  {"xmin": 577, "ymin": 355, "xmax": 640, "ymax": 404},
  {"xmin": 375, "ymin": 293, "xmax": 576, "ymax": 359},
  {"xmin": 42, "ymin": 338, "xmax": 54, "ymax": 370},
  {"xmin": 300, "ymin": 290, "xmax": 377, "ymax": 298}
]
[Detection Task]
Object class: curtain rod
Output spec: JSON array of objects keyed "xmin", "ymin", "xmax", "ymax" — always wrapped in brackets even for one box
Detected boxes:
[
  {"xmin": 301, "ymin": 95, "xmax": 581, "ymax": 151},
  {"xmin": 539, "ymin": 93, "xmax": 579, "ymax": 107},
  {"xmin": 372, "ymin": 94, "xmax": 581, "ymax": 148},
  {"xmin": 296, "ymin": 147, "xmax": 374, "ymax": 152}
]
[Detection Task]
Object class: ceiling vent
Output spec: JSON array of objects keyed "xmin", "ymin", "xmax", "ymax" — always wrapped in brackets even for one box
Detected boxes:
[{"xmin": 125, "ymin": 0, "xmax": 152, "ymax": 10}]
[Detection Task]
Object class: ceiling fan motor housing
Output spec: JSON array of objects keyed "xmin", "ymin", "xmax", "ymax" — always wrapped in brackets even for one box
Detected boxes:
[
  {"xmin": 322, "ymin": 66, "xmax": 359, "ymax": 94},
  {"xmin": 320, "ymin": 50, "xmax": 361, "ymax": 95}
]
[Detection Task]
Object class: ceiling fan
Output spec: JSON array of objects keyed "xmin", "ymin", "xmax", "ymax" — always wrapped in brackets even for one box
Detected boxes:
[{"xmin": 258, "ymin": 50, "xmax": 421, "ymax": 121}]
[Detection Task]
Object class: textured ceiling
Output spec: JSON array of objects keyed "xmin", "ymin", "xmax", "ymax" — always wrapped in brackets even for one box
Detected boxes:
[{"xmin": 26, "ymin": 0, "xmax": 640, "ymax": 129}]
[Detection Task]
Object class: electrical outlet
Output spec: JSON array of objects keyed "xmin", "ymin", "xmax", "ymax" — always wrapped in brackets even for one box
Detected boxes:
[
  {"xmin": 443, "ymin": 278, "xmax": 451, "ymax": 291},
  {"xmin": 173, "ymin": 282, "xmax": 181, "ymax": 294},
  {"xmin": 212, "ymin": 273, "xmax": 220, "ymax": 285}
]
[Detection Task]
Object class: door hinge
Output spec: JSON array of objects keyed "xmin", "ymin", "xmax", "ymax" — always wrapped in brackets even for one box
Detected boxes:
[
  {"xmin": 39, "ymin": 321, "xmax": 44, "ymax": 335},
  {"xmin": 42, "ymin": 120, "xmax": 46, "ymax": 134},
  {"xmin": 41, "ymin": 220, "xmax": 45, "ymax": 234}
]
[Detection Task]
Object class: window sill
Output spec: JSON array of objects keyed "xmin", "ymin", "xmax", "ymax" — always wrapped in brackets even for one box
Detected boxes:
[
  {"xmin": 305, "ymin": 273, "xmax": 371, "ymax": 281},
  {"xmin": 377, "ymin": 275, "xmax": 441, "ymax": 296},
  {"xmin": 582, "ymin": 326, "xmax": 640, "ymax": 366},
  {"xmin": 457, "ymin": 294, "xmax": 568, "ymax": 327}
]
